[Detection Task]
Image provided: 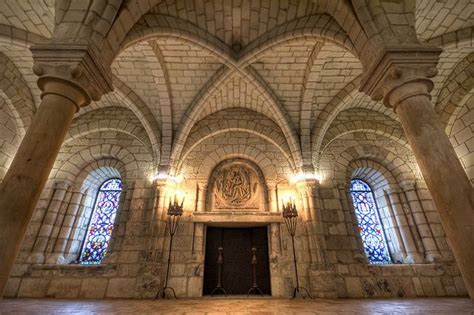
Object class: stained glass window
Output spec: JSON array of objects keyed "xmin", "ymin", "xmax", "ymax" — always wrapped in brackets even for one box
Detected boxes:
[
  {"xmin": 350, "ymin": 179, "xmax": 391, "ymax": 264},
  {"xmin": 79, "ymin": 178, "xmax": 122, "ymax": 264}
]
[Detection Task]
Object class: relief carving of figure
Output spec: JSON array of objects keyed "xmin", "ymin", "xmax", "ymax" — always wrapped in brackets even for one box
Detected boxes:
[
  {"xmin": 213, "ymin": 163, "xmax": 259, "ymax": 209},
  {"xmin": 223, "ymin": 169, "xmax": 250, "ymax": 203}
]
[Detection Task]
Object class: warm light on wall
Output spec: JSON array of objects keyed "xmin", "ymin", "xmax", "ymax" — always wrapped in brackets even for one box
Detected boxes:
[
  {"xmin": 149, "ymin": 173, "xmax": 183, "ymax": 183},
  {"xmin": 169, "ymin": 190, "xmax": 186, "ymax": 206},
  {"xmin": 280, "ymin": 191, "xmax": 296, "ymax": 209},
  {"xmin": 289, "ymin": 172, "xmax": 322, "ymax": 184},
  {"xmin": 167, "ymin": 190, "xmax": 186, "ymax": 216}
]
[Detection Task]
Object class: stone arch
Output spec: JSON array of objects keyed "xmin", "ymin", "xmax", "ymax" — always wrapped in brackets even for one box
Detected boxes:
[
  {"xmin": 177, "ymin": 128, "xmax": 294, "ymax": 176},
  {"xmin": 190, "ymin": 145, "xmax": 280, "ymax": 183},
  {"xmin": 52, "ymin": 143, "xmax": 149, "ymax": 183},
  {"xmin": 435, "ymin": 53, "xmax": 474, "ymax": 132},
  {"xmin": 0, "ymin": 25, "xmax": 45, "ymax": 47},
  {"xmin": 64, "ymin": 158, "xmax": 128, "ymax": 265},
  {"xmin": 102, "ymin": 0, "xmax": 161, "ymax": 65},
  {"xmin": 112, "ymin": 76, "xmax": 161, "ymax": 161},
  {"xmin": 169, "ymin": 67, "xmax": 302, "ymax": 173},
  {"xmin": 329, "ymin": 143, "xmax": 417, "ymax": 185},
  {"xmin": 0, "ymin": 95, "xmax": 22, "ymax": 180},
  {"xmin": 64, "ymin": 106, "xmax": 153, "ymax": 154},
  {"xmin": 345, "ymin": 158, "xmax": 409, "ymax": 264},
  {"xmin": 426, "ymin": 26, "xmax": 474, "ymax": 51},
  {"xmin": 320, "ymin": 109, "xmax": 408, "ymax": 155},
  {"xmin": 346, "ymin": 159, "xmax": 399, "ymax": 190},
  {"xmin": 0, "ymin": 52, "xmax": 36, "ymax": 132},
  {"xmin": 119, "ymin": 19, "xmax": 304, "ymax": 171},
  {"xmin": 312, "ymin": 77, "xmax": 361, "ymax": 162},
  {"xmin": 76, "ymin": 158, "xmax": 127, "ymax": 192},
  {"xmin": 176, "ymin": 108, "xmax": 294, "ymax": 173},
  {"xmin": 312, "ymin": 77, "xmax": 400, "ymax": 165}
]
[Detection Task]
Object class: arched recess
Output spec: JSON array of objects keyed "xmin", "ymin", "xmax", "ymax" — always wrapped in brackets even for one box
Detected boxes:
[
  {"xmin": 319, "ymin": 108, "xmax": 408, "ymax": 155},
  {"xmin": 68, "ymin": 159, "xmax": 127, "ymax": 263},
  {"xmin": 346, "ymin": 159, "xmax": 399, "ymax": 191},
  {"xmin": 323, "ymin": 141, "xmax": 418, "ymax": 187},
  {"xmin": 52, "ymin": 140, "xmax": 152, "ymax": 183},
  {"xmin": 435, "ymin": 53, "xmax": 474, "ymax": 131},
  {"xmin": 116, "ymin": 13, "xmax": 362, "ymax": 172},
  {"xmin": 188, "ymin": 144, "xmax": 280, "ymax": 184},
  {"xmin": 0, "ymin": 95, "xmax": 22, "ymax": 180},
  {"xmin": 109, "ymin": 76, "xmax": 162, "ymax": 161},
  {"xmin": 205, "ymin": 158, "xmax": 270, "ymax": 212},
  {"xmin": 447, "ymin": 93, "xmax": 474, "ymax": 182},
  {"xmin": 0, "ymin": 52, "xmax": 36, "ymax": 132},
  {"xmin": 312, "ymin": 78, "xmax": 400, "ymax": 164},
  {"xmin": 119, "ymin": 18, "xmax": 304, "ymax": 171},
  {"xmin": 175, "ymin": 108, "xmax": 294, "ymax": 173},
  {"xmin": 64, "ymin": 106, "xmax": 153, "ymax": 155},
  {"xmin": 345, "ymin": 159, "xmax": 406, "ymax": 264}
]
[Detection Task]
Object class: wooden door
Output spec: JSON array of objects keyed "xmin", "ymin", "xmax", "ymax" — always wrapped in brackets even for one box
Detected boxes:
[{"xmin": 203, "ymin": 226, "xmax": 271, "ymax": 295}]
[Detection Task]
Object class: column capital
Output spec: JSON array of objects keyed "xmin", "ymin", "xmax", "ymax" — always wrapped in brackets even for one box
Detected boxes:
[
  {"xmin": 360, "ymin": 47, "xmax": 442, "ymax": 111},
  {"xmin": 399, "ymin": 179, "xmax": 416, "ymax": 191},
  {"xmin": 198, "ymin": 180, "xmax": 208, "ymax": 190},
  {"xmin": 30, "ymin": 44, "xmax": 113, "ymax": 108},
  {"xmin": 296, "ymin": 179, "xmax": 320, "ymax": 196}
]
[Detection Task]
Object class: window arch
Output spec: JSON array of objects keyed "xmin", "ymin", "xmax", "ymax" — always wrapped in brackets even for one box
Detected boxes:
[
  {"xmin": 350, "ymin": 179, "xmax": 392, "ymax": 264},
  {"xmin": 79, "ymin": 178, "xmax": 122, "ymax": 264}
]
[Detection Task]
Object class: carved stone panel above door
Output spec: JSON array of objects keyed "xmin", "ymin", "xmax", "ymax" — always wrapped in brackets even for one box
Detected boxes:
[{"xmin": 207, "ymin": 159, "xmax": 268, "ymax": 212}]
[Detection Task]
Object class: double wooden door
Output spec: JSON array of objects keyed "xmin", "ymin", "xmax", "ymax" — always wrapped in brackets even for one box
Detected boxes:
[{"xmin": 203, "ymin": 226, "xmax": 271, "ymax": 295}]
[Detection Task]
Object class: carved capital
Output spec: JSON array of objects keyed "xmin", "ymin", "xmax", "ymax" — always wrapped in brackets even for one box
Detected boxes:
[
  {"xmin": 360, "ymin": 47, "xmax": 442, "ymax": 111},
  {"xmin": 198, "ymin": 181, "xmax": 208, "ymax": 191},
  {"xmin": 30, "ymin": 44, "xmax": 113, "ymax": 108},
  {"xmin": 399, "ymin": 179, "xmax": 416, "ymax": 191},
  {"xmin": 297, "ymin": 179, "xmax": 319, "ymax": 196}
]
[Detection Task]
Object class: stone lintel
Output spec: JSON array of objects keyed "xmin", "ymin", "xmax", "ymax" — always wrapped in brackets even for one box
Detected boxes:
[
  {"xmin": 359, "ymin": 46, "xmax": 442, "ymax": 107},
  {"xmin": 193, "ymin": 211, "xmax": 282, "ymax": 225},
  {"xmin": 30, "ymin": 44, "xmax": 113, "ymax": 106}
]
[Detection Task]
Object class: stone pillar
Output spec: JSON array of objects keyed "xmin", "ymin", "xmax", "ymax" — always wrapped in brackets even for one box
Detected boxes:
[
  {"xmin": 399, "ymin": 180, "xmax": 441, "ymax": 262},
  {"xmin": 385, "ymin": 188, "xmax": 424, "ymax": 263},
  {"xmin": 27, "ymin": 181, "xmax": 71, "ymax": 264},
  {"xmin": 298, "ymin": 180, "xmax": 325, "ymax": 265},
  {"xmin": 361, "ymin": 48, "xmax": 474, "ymax": 298},
  {"xmin": 0, "ymin": 45, "xmax": 112, "ymax": 296},
  {"xmin": 267, "ymin": 184, "xmax": 278, "ymax": 213},
  {"xmin": 47, "ymin": 190, "xmax": 86, "ymax": 264},
  {"xmin": 197, "ymin": 181, "xmax": 208, "ymax": 212}
]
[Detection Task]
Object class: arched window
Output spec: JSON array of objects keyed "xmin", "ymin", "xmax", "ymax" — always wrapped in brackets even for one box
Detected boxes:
[
  {"xmin": 350, "ymin": 179, "xmax": 391, "ymax": 264},
  {"xmin": 79, "ymin": 178, "xmax": 122, "ymax": 264}
]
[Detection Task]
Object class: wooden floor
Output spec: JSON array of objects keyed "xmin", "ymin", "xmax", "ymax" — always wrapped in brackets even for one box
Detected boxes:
[{"xmin": 0, "ymin": 297, "xmax": 473, "ymax": 314}]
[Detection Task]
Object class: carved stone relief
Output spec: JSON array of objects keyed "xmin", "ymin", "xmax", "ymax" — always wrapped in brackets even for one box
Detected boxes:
[{"xmin": 213, "ymin": 163, "xmax": 260, "ymax": 210}]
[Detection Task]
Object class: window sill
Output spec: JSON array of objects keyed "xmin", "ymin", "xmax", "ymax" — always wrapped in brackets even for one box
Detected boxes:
[{"xmin": 29, "ymin": 263, "xmax": 117, "ymax": 276}]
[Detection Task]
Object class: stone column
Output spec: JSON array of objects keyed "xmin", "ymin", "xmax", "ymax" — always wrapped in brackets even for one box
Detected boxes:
[
  {"xmin": 361, "ymin": 48, "xmax": 474, "ymax": 298},
  {"xmin": 298, "ymin": 180, "xmax": 325, "ymax": 264},
  {"xmin": 47, "ymin": 190, "xmax": 86, "ymax": 264},
  {"xmin": 197, "ymin": 181, "xmax": 208, "ymax": 212},
  {"xmin": 0, "ymin": 45, "xmax": 112, "ymax": 296},
  {"xmin": 267, "ymin": 184, "xmax": 278, "ymax": 213},
  {"xmin": 399, "ymin": 180, "xmax": 441, "ymax": 262},
  {"xmin": 385, "ymin": 188, "xmax": 424, "ymax": 263},
  {"xmin": 27, "ymin": 181, "xmax": 71, "ymax": 264}
]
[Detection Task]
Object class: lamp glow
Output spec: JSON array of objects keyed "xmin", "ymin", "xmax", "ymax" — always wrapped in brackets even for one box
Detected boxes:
[
  {"xmin": 289, "ymin": 172, "xmax": 322, "ymax": 184},
  {"xmin": 150, "ymin": 173, "xmax": 183, "ymax": 183}
]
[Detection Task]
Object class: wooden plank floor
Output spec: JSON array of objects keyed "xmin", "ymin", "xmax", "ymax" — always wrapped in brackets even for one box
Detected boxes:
[{"xmin": 0, "ymin": 297, "xmax": 473, "ymax": 314}]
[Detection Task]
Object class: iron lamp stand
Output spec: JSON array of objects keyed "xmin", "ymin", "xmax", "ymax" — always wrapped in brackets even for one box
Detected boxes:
[
  {"xmin": 156, "ymin": 197, "xmax": 184, "ymax": 299},
  {"xmin": 282, "ymin": 200, "xmax": 314, "ymax": 299}
]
